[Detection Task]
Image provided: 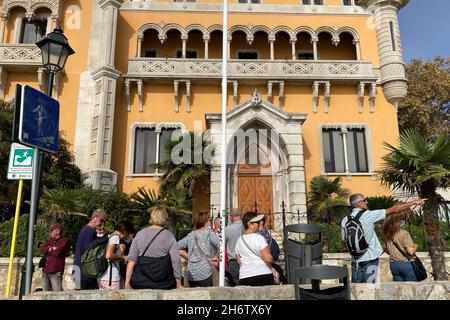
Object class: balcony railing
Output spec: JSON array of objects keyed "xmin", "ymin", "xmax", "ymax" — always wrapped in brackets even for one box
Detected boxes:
[
  {"xmin": 127, "ymin": 58, "xmax": 377, "ymax": 81},
  {"xmin": 0, "ymin": 44, "xmax": 42, "ymax": 69}
]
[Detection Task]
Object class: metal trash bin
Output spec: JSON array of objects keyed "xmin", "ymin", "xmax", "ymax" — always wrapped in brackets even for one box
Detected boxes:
[{"xmin": 283, "ymin": 223, "xmax": 323, "ymax": 284}]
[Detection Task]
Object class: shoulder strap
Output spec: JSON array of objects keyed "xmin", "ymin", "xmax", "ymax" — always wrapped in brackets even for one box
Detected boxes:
[
  {"xmin": 354, "ymin": 209, "xmax": 366, "ymax": 221},
  {"xmin": 392, "ymin": 239, "xmax": 412, "ymax": 261},
  {"xmin": 194, "ymin": 233, "xmax": 213, "ymax": 265},
  {"xmin": 240, "ymin": 235, "xmax": 261, "ymax": 258},
  {"xmin": 141, "ymin": 228, "xmax": 166, "ymax": 257}
]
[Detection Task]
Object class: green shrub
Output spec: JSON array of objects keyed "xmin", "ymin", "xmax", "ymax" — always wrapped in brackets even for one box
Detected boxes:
[{"xmin": 0, "ymin": 214, "xmax": 49, "ymax": 257}]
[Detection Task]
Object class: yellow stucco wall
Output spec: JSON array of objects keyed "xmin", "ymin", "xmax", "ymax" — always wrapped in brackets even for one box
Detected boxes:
[{"xmin": 1, "ymin": 1, "xmax": 398, "ymax": 210}]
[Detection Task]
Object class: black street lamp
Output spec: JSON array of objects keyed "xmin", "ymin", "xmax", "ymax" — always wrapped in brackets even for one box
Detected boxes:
[
  {"xmin": 36, "ymin": 26, "xmax": 75, "ymax": 95},
  {"xmin": 22, "ymin": 26, "xmax": 75, "ymax": 296}
]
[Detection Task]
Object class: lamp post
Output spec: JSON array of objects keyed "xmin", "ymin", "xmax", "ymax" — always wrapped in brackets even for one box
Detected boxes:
[{"xmin": 22, "ymin": 27, "xmax": 74, "ymax": 296}]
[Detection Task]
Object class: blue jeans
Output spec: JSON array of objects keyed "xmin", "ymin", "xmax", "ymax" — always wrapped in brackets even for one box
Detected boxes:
[
  {"xmin": 351, "ymin": 258, "xmax": 379, "ymax": 283},
  {"xmin": 390, "ymin": 261, "xmax": 417, "ymax": 281}
]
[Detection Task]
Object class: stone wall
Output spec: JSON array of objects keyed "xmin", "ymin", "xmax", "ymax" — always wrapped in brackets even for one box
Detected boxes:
[
  {"xmin": 15, "ymin": 282, "xmax": 450, "ymax": 300},
  {"xmin": 1, "ymin": 252, "xmax": 450, "ymax": 298}
]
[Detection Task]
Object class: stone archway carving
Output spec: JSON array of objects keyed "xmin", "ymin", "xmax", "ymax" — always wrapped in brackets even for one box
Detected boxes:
[{"xmin": 206, "ymin": 93, "xmax": 308, "ymax": 233}]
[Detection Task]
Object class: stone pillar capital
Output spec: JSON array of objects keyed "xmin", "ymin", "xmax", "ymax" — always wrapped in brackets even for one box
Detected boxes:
[{"xmin": 98, "ymin": 0, "xmax": 125, "ymax": 10}]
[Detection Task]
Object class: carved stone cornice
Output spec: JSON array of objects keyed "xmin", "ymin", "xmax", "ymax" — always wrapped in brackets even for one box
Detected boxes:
[
  {"xmin": 98, "ymin": 0, "xmax": 125, "ymax": 10},
  {"xmin": 91, "ymin": 66, "xmax": 121, "ymax": 81},
  {"xmin": 1, "ymin": 0, "xmax": 63, "ymax": 18}
]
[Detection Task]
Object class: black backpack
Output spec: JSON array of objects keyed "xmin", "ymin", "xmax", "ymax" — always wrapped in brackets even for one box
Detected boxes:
[{"xmin": 344, "ymin": 210, "xmax": 369, "ymax": 257}]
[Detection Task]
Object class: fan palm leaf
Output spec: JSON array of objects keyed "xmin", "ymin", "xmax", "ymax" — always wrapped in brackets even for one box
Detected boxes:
[{"xmin": 380, "ymin": 129, "xmax": 449, "ymax": 280}]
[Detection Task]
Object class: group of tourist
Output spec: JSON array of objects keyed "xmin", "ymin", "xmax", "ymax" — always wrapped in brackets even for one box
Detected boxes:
[
  {"xmin": 37, "ymin": 192, "xmax": 426, "ymax": 292},
  {"xmin": 38, "ymin": 206, "xmax": 284, "ymax": 292}
]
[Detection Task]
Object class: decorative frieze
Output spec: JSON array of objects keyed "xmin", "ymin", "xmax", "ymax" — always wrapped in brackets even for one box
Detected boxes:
[
  {"xmin": 127, "ymin": 59, "xmax": 376, "ymax": 82},
  {"xmin": 0, "ymin": 44, "xmax": 41, "ymax": 67}
]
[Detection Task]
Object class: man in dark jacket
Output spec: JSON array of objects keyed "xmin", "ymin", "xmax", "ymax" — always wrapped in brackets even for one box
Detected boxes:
[
  {"xmin": 72, "ymin": 208, "xmax": 108, "ymax": 290},
  {"xmin": 40, "ymin": 223, "xmax": 70, "ymax": 291}
]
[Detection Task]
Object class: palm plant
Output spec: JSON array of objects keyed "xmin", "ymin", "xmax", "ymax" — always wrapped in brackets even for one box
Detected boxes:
[
  {"xmin": 307, "ymin": 176, "xmax": 350, "ymax": 224},
  {"xmin": 154, "ymin": 131, "xmax": 213, "ymax": 196},
  {"xmin": 40, "ymin": 187, "xmax": 88, "ymax": 222},
  {"xmin": 380, "ymin": 129, "xmax": 450, "ymax": 280},
  {"xmin": 131, "ymin": 187, "xmax": 192, "ymax": 235}
]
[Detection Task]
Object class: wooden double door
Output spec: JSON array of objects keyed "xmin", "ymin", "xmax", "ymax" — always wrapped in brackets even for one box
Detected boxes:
[{"xmin": 238, "ymin": 174, "xmax": 274, "ymax": 228}]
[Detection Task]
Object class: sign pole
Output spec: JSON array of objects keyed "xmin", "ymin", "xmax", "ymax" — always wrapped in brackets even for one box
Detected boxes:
[
  {"xmin": 24, "ymin": 149, "xmax": 42, "ymax": 295},
  {"xmin": 24, "ymin": 73, "xmax": 55, "ymax": 295},
  {"xmin": 5, "ymin": 179, "xmax": 24, "ymax": 298}
]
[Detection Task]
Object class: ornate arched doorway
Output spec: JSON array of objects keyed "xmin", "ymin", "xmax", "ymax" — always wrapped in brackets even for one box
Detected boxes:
[{"xmin": 237, "ymin": 145, "xmax": 274, "ymax": 227}]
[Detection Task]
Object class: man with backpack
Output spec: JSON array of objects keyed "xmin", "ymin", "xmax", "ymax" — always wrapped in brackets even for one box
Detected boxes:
[
  {"xmin": 72, "ymin": 208, "xmax": 108, "ymax": 290},
  {"xmin": 341, "ymin": 193, "xmax": 426, "ymax": 283}
]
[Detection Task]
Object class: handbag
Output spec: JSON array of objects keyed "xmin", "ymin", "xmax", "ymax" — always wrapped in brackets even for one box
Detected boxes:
[
  {"xmin": 130, "ymin": 228, "xmax": 176, "ymax": 289},
  {"xmin": 240, "ymin": 235, "xmax": 281, "ymax": 285},
  {"xmin": 392, "ymin": 241, "xmax": 427, "ymax": 281},
  {"xmin": 194, "ymin": 233, "xmax": 220, "ymax": 286},
  {"xmin": 38, "ymin": 253, "xmax": 48, "ymax": 268}
]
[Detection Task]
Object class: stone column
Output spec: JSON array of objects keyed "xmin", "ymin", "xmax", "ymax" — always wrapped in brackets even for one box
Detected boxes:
[
  {"xmin": 233, "ymin": 81, "xmax": 238, "ymax": 105},
  {"xmin": 341, "ymin": 128, "xmax": 350, "ymax": 176},
  {"xmin": 154, "ymin": 128, "xmax": 161, "ymax": 174},
  {"xmin": 354, "ymin": 39, "xmax": 361, "ymax": 60},
  {"xmin": 227, "ymin": 36, "xmax": 232, "ymax": 59},
  {"xmin": 0, "ymin": 14, "xmax": 7, "ymax": 44},
  {"xmin": 181, "ymin": 35, "xmax": 188, "ymax": 58},
  {"xmin": 203, "ymin": 35, "xmax": 210, "ymax": 59},
  {"xmin": 268, "ymin": 36, "xmax": 275, "ymax": 60},
  {"xmin": 80, "ymin": 0, "xmax": 124, "ymax": 191},
  {"xmin": 137, "ymin": 35, "xmax": 143, "ymax": 57},
  {"xmin": 290, "ymin": 39, "xmax": 297, "ymax": 60},
  {"xmin": 312, "ymin": 37, "xmax": 318, "ymax": 60}
]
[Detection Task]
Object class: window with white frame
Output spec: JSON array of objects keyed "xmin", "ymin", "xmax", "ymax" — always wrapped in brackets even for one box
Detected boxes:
[
  {"xmin": 133, "ymin": 126, "xmax": 180, "ymax": 174},
  {"xmin": 322, "ymin": 126, "xmax": 369, "ymax": 173}
]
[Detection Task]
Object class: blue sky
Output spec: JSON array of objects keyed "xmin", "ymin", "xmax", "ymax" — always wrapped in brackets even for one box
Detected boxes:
[{"xmin": 398, "ymin": 0, "xmax": 450, "ymax": 63}]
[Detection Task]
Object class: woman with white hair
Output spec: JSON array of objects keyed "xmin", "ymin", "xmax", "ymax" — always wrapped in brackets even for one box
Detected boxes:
[{"xmin": 125, "ymin": 207, "xmax": 183, "ymax": 289}]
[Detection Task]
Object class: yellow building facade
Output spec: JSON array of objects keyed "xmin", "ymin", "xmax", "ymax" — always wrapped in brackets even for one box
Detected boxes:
[{"xmin": 0, "ymin": 0, "xmax": 408, "ymax": 227}]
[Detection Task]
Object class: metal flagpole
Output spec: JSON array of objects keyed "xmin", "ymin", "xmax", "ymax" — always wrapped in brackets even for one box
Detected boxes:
[{"xmin": 219, "ymin": 0, "xmax": 229, "ymax": 287}]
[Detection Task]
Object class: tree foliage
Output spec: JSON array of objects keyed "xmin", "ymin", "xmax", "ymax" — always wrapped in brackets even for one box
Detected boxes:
[
  {"xmin": 307, "ymin": 176, "xmax": 350, "ymax": 224},
  {"xmin": 131, "ymin": 187, "xmax": 192, "ymax": 236},
  {"xmin": 380, "ymin": 129, "xmax": 450, "ymax": 280},
  {"xmin": 398, "ymin": 57, "xmax": 450, "ymax": 139},
  {"xmin": 154, "ymin": 131, "xmax": 213, "ymax": 196}
]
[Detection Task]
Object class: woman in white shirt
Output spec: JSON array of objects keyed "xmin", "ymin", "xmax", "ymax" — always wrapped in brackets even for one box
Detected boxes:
[
  {"xmin": 235, "ymin": 212, "xmax": 274, "ymax": 286},
  {"xmin": 98, "ymin": 220, "xmax": 135, "ymax": 290}
]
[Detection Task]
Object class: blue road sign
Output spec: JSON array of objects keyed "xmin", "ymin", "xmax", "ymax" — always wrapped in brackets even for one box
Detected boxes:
[{"xmin": 19, "ymin": 85, "xmax": 60, "ymax": 153}]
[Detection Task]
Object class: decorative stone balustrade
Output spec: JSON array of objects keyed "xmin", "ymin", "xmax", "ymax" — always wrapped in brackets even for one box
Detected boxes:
[
  {"xmin": 126, "ymin": 58, "xmax": 377, "ymax": 82},
  {"xmin": 0, "ymin": 44, "xmax": 42, "ymax": 69}
]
